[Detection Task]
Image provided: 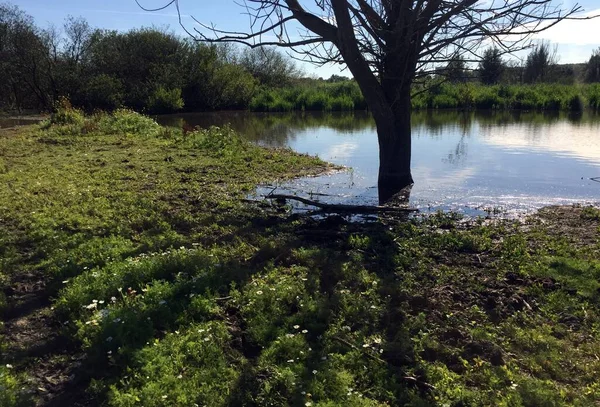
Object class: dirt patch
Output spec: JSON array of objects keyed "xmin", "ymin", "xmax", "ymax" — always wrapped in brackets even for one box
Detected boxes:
[
  {"xmin": 535, "ymin": 205, "xmax": 600, "ymax": 248},
  {"xmin": 2, "ymin": 270, "xmax": 89, "ymax": 406}
]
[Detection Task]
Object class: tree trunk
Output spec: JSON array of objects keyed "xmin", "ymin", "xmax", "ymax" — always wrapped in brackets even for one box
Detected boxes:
[{"xmin": 375, "ymin": 87, "xmax": 414, "ymax": 204}]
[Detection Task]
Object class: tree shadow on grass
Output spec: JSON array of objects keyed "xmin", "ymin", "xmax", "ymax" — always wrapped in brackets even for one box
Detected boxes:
[
  {"xmin": 220, "ymin": 213, "xmax": 433, "ymax": 406},
  {"xmin": 11, "ymin": 206, "xmax": 431, "ymax": 406}
]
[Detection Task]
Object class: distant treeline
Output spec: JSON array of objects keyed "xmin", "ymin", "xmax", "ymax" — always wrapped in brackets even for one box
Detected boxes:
[
  {"xmin": 0, "ymin": 3, "xmax": 298, "ymax": 114},
  {"xmin": 2, "ymin": 2, "xmax": 600, "ymax": 114}
]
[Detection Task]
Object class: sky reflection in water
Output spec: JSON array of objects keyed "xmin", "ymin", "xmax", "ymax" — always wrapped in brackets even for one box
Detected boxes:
[{"xmin": 157, "ymin": 111, "xmax": 600, "ymax": 215}]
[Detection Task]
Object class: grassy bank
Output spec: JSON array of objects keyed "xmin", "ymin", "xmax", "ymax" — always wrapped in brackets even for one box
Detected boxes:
[
  {"xmin": 1, "ymin": 110, "xmax": 600, "ymax": 406},
  {"xmin": 250, "ymin": 81, "xmax": 600, "ymax": 112}
]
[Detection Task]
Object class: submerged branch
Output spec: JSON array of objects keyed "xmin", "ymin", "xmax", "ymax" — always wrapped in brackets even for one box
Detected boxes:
[{"xmin": 265, "ymin": 194, "xmax": 418, "ymax": 213}]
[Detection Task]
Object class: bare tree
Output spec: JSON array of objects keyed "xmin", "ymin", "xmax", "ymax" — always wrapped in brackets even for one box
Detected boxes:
[
  {"xmin": 239, "ymin": 47, "xmax": 301, "ymax": 87},
  {"xmin": 140, "ymin": 0, "xmax": 592, "ymax": 203}
]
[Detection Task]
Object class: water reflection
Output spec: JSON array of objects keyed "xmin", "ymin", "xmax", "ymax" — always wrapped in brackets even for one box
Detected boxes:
[
  {"xmin": 158, "ymin": 111, "xmax": 375, "ymax": 147},
  {"xmin": 157, "ymin": 110, "xmax": 600, "ymax": 215},
  {"xmin": 0, "ymin": 116, "xmax": 43, "ymax": 129}
]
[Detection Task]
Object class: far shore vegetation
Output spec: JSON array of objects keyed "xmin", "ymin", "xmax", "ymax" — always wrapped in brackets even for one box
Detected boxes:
[{"xmin": 2, "ymin": 3, "xmax": 600, "ymax": 117}]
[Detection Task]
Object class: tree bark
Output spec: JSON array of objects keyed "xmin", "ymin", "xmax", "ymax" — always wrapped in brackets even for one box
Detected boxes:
[{"xmin": 375, "ymin": 86, "xmax": 414, "ymax": 204}]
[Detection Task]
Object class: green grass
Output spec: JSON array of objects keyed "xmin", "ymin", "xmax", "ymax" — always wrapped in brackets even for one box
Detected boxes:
[
  {"xmin": 412, "ymin": 83, "xmax": 600, "ymax": 112},
  {"xmin": 250, "ymin": 81, "xmax": 367, "ymax": 112},
  {"xmin": 1, "ymin": 109, "xmax": 600, "ymax": 406},
  {"xmin": 250, "ymin": 81, "xmax": 600, "ymax": 112}
]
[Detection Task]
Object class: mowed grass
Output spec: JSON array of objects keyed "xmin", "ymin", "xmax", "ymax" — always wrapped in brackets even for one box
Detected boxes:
[{"xmin": 1, "ymin": 109, "xmax": 600, "ymax": 406}]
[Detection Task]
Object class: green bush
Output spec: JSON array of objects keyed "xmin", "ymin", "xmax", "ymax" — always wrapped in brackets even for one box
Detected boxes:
[
  {"xmin": 566, "ymin": 94, "xmax": 585, "ymax": 112},
  {"xmin": 432, "ymin": 94, "xmax": 459, "ymax": 109},
  {"xmin": 186, "ymin": 125, "xmax": 247, "ymax": 156},
  {"xmin": 587, "ymin": 84, "xmax": 600, "ymax": 110},
  {"xmin": 50, "ymin": 98, "xmax": 85, "ymax": 126},
  {"xmin": 330, "ymin": 95, "xmax": 355, "ymax": 111},
  {"xmin": 84, "ymin": 74, "xmax": 124, "ymax": 111},
  {"xmin": 300, "ymin": 91, "xmax": 332, "ymax": 111},
  {"xmin": 97, "ymin": 109, "xmax": 162, "ymax": 137},
  {"xmin": 0, "ymin": 365, "xmax": 26, "ymax": 406},
  {"xmin": 108, "ymin": 322, "xmax": 239, "ymax": 407},
  {"xmin": 248, "ymin": 89, "xmax": 276, "ymax": 112},
  {"xmin": 513, "ymin": 88, "xmax": 541, "ymax": 110},
  {"xmin": 146, "ymin": 87, "xmax": 184, "ymax": 114},
  {"xmin": 474, "ymin": 88, "xmax": 504, "ymax": 109}
]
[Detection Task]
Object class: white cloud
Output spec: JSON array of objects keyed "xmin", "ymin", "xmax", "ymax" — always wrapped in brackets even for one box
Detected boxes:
[
  {"xmin": 325, "ymin": 142, "xmax": 359, "ymax": 161},
  {"xmin": 481, "ymin": 121, "xmax": 600, "ymax": 165},
  {"xmin": 531, "ymin": 8, "xmax": 600, "ymax": 46}
]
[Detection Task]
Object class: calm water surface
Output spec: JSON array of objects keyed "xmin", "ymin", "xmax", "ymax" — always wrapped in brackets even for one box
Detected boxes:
[
  {"xmin": 0, "ymin": 116, "xmax": 43, "ymax": 128},
  {"xmin": 160, "ymin": 111, "xmax": 600, "ymax": 215}
]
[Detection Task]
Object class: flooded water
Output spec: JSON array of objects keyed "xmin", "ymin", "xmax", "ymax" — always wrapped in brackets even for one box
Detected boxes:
[
  {"xmin": 0, "ymin": 116, "xmax": 45, "ymax": 129},
  {"xmin": 159, "ymin": 110, "xmax": 600, "ymax": 215}
]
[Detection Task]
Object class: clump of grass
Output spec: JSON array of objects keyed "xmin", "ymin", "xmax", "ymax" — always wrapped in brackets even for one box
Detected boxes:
[
  {"xmin": 0, "ymin": 365, "xmax": 28, "ymax": 406},
  {"xmin": 97, "ymin": 109, "xmax": 162, "ymax": 137},
  {"xmin": 50, "ymin": 97, "xmax": 85, "ymax": 126},
  {"xmin": 108, "ymin": 321, "xmax": 239, "ymax": 407},
  {"xmin": 250, "ymin": 82, "xmax": 365, "ymax": 112},
  {"xmin": 581, "ymin": 206, "xmax": 600, "ymax": 220},
  {"xmin": 566, "ymin": 94, "xmax": 585, "ymax": 112},
  {"xmin": 587, "ymin": 84, "xmax": 600, "ymax": 110}
]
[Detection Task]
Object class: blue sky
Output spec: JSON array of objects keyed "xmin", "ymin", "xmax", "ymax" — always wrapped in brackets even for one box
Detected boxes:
[{"xmin": 14, "ymin": 0, "xmax": 600, "ymax": 78}]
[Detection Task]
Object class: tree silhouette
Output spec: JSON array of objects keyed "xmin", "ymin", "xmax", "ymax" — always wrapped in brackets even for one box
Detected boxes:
[
  {"xmin": 444, "ymin": 56, "xmax": 468, "ymax": 83},
  {"xmin": 479, "ymin": 48, "xmax": 505, "ymax": 85},
  {"xmin": 585, "ymin": 48, "xmax": 600, "ymax": 83},
  {"xmin": 523, "ymin": 41, "xmax": 556, "ymax": 83},
  {"xmin": 140, "ymin": 0, "xmax": 593, "ymax": 203}
]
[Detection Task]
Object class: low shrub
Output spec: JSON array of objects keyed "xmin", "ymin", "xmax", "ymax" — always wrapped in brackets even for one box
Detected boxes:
[
  {"xmin": 50, "ymin": 98, "xmax": 85, "ymax": 126},
  {"xmin": 97, "ymin": 109, "xmax": 162, "ymax": 137},
  {"xmin": 330, "ymin": 95, "xmax": 355, "ymax": 111},
  {"xmin": 146, "ymin": 87, "xmax": 184, "ymax": 114},
  {"xmin": 83, "ymin": 74, "xmax": 124, "ymax": 111},
  {"xmin": 566, "ymin": 94, "xmax": 585, "ymax": 112}
]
